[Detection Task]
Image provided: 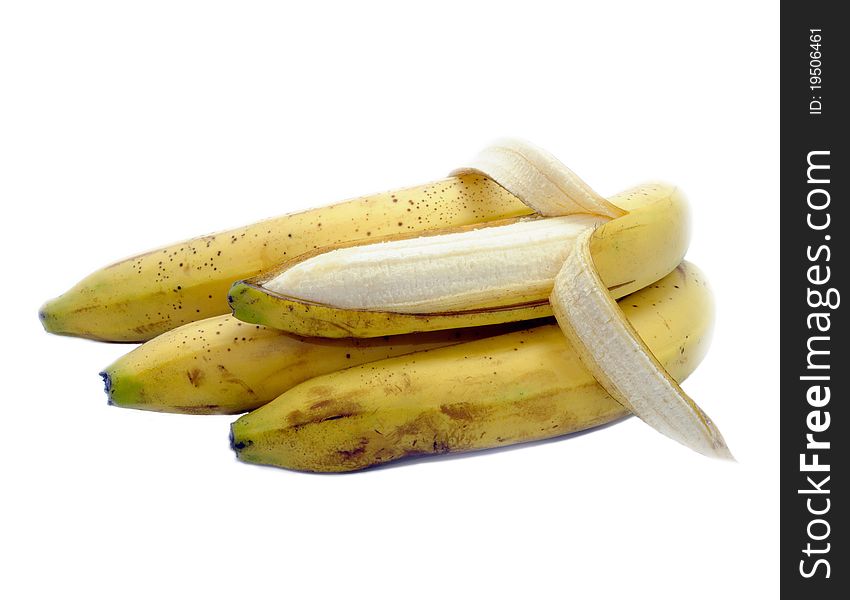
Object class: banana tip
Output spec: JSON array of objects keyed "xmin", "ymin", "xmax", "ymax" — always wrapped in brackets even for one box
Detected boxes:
[
  {"xmin": 229, "ymin": 424, "xmax": 253, "ymax": 454},
  {"xmin": 39, "ymin": 299, "xmax": 72, "ymax": 337},
  {"xmin": 100, "ymin": 371, "xmax": 114, "ymax": 405},
  {"xmin": 718, "ymin": 446, "xmax": 736, "ymax": 462},
  {"xmin": 38, "ymin": 302, "xmax": 55, "ymax": 332}
]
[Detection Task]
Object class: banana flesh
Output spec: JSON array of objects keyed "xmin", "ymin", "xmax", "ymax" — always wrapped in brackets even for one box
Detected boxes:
[
  {"xmin": 229, "ymin": 182, "xmax": 689, "ymax": 337},
  {"xmin": 265, "ymin": 214, "xmax": 607, "ymax": 312},
  {"xmin": 230, "ymin": 262, "xmax": 713, "ymax": 472},
  {"xmin": 39, "ymin": 174, "xmax": 530, "ymax": 342},
  {"xmin": 102, "ymin": 314, "xmax": 531, "ymax": 414}
]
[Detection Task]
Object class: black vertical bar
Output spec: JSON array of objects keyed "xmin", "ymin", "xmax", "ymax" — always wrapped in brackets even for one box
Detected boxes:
[{"xmin": 781, "ymin": 3, "xmax": 845, "ymax": 597}]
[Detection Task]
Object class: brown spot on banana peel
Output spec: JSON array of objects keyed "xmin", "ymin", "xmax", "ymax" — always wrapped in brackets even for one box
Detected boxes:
[
  {"xmin": 309, "ymin": 398, "xmax": 335, "ymax": 411},
  {"xmin": 287, "ymin": 399, "xmax": 364, "ymax": 430},
  {"xmin": 439, "ymin": 402, "xmax": 492, "ymax": 421},
  {"xmin": 172, "ymin": 404, "xmax": 223, "ymax": 415},
  {"xmin": 215, "ymin": 364, "xmax": 258, "ymax": 400},
  {"xmin": 187, "ymin": 368, "xmax": 204, "ymax": 387},
  {"xmin": 383, "ymin": 372, "xmax": 413, "ymax": 396},
  {"xmin": 337, "ymin": 438, "xmax": 370, "ymax": 460},
  {"xmin": 132, "ymin": 320, "xmax": 173, "ymax": 336}
]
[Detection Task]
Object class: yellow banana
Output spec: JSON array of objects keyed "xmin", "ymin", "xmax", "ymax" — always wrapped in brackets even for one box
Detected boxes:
[
  {"xmin": 39, "ymin": 174, "xmax": 529, "ymax": 342},
  {"xmin": 102, "ymin": 315, "xmax": 530, "ymax": 414},
  {"xmin": 228, "ymin": 182, "xmax": 689, "ymax": 337},
  {"xmin": 230, "ymin": 261, "xmax": 713, "ymax": 472}
]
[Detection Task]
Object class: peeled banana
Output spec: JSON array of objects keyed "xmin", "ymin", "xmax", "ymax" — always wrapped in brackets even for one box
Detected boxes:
[
  {"xmin": 39, "ymin": 174, "xmax": 529, "ymax": 342},
  {"xmin": 228, "ymin": 182, "xmax": 690, "ymax": 337},
  {"xmin": 102, "ymin": 315, "xmax": 529, "ymax": 414},
  {"xmin": 230, "ymin": 262, "xmax": 713, "ymax": 472}
]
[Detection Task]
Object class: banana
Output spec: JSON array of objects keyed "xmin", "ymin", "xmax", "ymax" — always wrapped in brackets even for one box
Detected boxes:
[
  {"xmin": 230, "ymin": 261, "xmax": 713, "ymax": 472},
  {"xmin": 102, "ymin": 315, "xmax": 531, "ymax": 414},
  {"xmin": 229, "ymin": 182, "xmax": 689, "ymax": 337},
  {"xmin": 39, "ymin": 174, "xmax": 529, "ymax": 342}
]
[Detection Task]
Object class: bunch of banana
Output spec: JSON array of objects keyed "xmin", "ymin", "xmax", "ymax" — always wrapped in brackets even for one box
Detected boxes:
[{"xmin": 41, "ymin": 139, "xmax": 732, "ymax": 472}]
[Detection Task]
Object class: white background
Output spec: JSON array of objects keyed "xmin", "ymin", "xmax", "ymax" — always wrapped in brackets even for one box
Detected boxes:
[{"xmin": 1, "ymin": 2, "xmax": 778, "ymax": 598}]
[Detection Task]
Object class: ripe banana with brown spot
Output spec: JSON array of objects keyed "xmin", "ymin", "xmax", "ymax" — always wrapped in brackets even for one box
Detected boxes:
[
  {"xmin": 102, "ymin": 315, "xmax": 530, "ymax": 414},
  {"xmin": 39, "ymin": 174, "xmax": 529, "ymax": 342},
  {"xmin": 228, "ymin": 182, "xmax": 689, "ymax": 337},
  {"xmin": 229, "ymin": 262, "xmax": 713, "ymax": 472}
]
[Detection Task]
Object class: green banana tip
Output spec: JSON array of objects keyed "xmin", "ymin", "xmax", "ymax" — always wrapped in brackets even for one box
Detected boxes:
[
  {"xmin": 229, "ymin": 423, "xmax": 253, "ymax": 454},
  {"xmin": 226, "ymin": 278, "xmax": 245, "ymax": 305},
  {"xmin": 38, "ymin": 298, "xmax": 74, "ymax": 337},
  {"xmin": 38, "ymin": 302, "xmax": 56, "ymax": 333}
]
